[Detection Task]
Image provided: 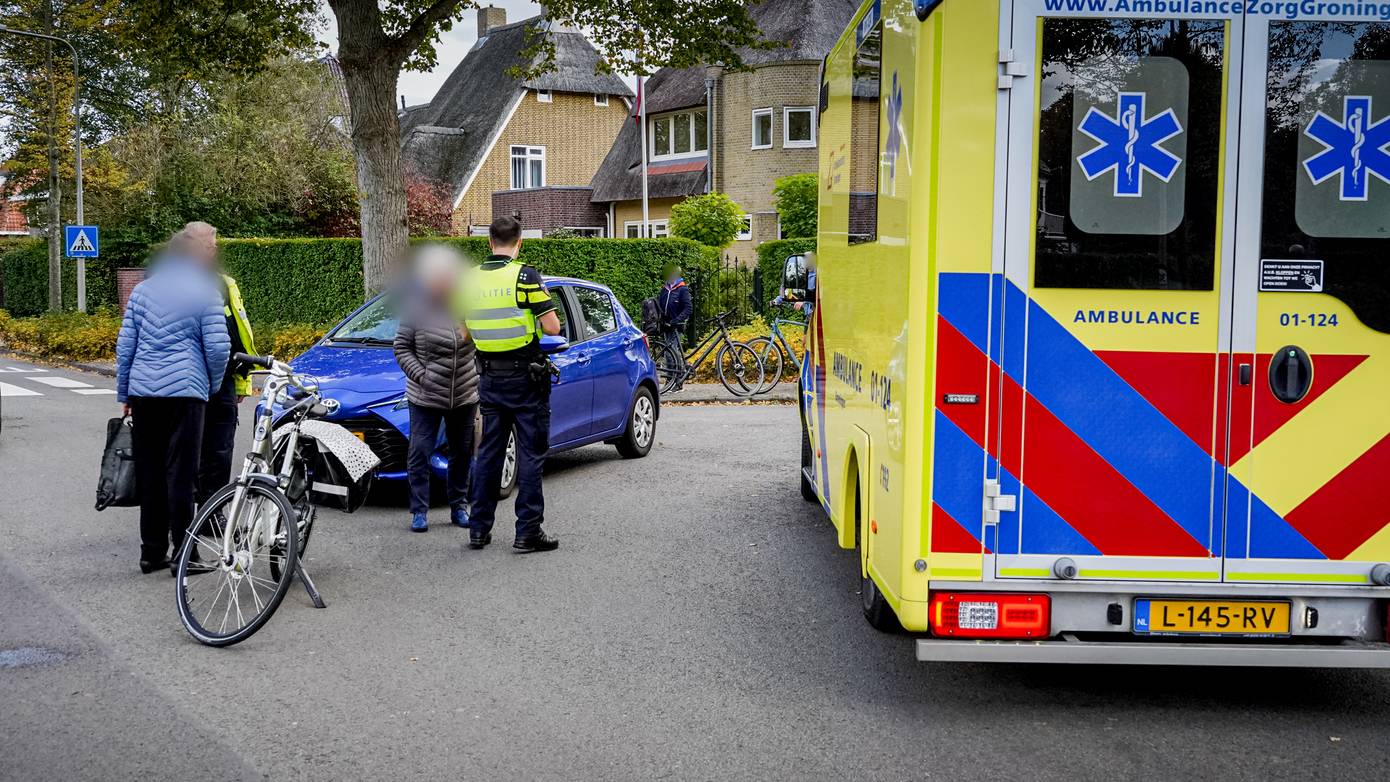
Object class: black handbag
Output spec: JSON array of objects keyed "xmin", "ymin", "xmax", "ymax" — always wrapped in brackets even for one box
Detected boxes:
[{"xmin": 96, "ymin": 416, "xmax": 139, "ymax": 510}]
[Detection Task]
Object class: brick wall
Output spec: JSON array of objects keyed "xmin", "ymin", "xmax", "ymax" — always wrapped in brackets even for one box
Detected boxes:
[
  {"xmin": 453, "ymin": 89, "xmax": 631, "ymax": 232},
  {"xmin": 611, "ymin": 197, "xmax": 682, "ymax": 237},
  {"xmin": 493, "ymin": 186, "xmax": 608, "ymax": 234},
  {"xmin": 117, "ymin": 267, "xmax": 143, "ymax": 311},
  {"xmin": 0, "ymin": 198, "xmax": 28, "ymax": 235}
]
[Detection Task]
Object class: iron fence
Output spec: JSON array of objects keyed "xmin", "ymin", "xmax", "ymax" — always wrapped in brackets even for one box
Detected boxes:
[{"xmin": 687, "ymin": 254, "xmax": 763, "ymax": 340}]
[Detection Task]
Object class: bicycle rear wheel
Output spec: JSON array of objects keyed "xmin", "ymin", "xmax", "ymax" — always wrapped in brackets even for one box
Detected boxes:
[
  {"xmin": 746, "ymin": 337, "xmax": 785, "ymax": 394},
  {"xmin": 652, "ymin": 340, "xmax": 684, "ymax": 395},
  {"xmin": 175, "ymin": 482, "xmax": 299, "ymax": 647},
  {"xmin": 717, "ymin": 342, "xmax": 765, "ymax": 397}
]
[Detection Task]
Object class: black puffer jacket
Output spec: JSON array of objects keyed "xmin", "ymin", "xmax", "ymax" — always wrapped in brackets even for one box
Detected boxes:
[{"xmin": 393, "ymin": 310, "xmax": 478, "ymax": 410}]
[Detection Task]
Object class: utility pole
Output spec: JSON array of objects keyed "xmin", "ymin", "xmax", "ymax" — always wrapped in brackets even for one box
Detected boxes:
[{"xmin": 0, "ymin": 18, "xmax": 85, "ymax": 311}]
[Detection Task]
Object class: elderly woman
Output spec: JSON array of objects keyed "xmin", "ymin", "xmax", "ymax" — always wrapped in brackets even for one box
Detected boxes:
[
  {"xmin": 116, "ymin": 222, "xmax": 230, "ymax": 574},
  {"xmin": 393, "ymin": 245, "xmax": 479, "ymax": 533}
]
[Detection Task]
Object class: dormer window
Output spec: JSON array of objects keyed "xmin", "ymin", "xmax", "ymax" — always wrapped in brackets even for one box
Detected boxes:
[
  {"xmin": 650, "ymin": 109, "xmax": 708, "ymax": 161},
  {"xmin": 594, "ymin": 93, "xmax": 609, "ymax": 107},
  {"xmin": 536, "ymin": 89, "xmax": 553, "ymax": 103}
]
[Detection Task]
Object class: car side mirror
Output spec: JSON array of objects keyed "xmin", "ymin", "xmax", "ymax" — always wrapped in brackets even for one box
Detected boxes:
[
  {"xmin": 540, "ymin": 335, "xmax": 569, "ymax": 354},
  {"xmin": 782, "ymin": 254, "xmax": 809, "ymax": 299}
]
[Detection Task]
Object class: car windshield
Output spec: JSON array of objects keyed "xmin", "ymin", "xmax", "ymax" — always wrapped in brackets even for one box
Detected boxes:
[{"xmin": 329, "ymin": 296, "xmax": 397, "ymax": 344}]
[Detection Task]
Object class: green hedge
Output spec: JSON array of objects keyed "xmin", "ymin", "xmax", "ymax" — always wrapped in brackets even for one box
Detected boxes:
[
  {"xmin": 221, "ymin": 236, "xmax": 719, "ymax": 328},
  {"xmin": 0, "ymin": 240, "xmax": 117, "ymax": 316}
]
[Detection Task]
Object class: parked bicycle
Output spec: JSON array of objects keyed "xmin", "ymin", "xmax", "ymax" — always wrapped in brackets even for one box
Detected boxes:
[
  {"xmin": 652, "ymin": 310, "xmax": 764, "ymax": 397},
  {"xmin": 173, "ymin": 352, "xmax": 379, "ymax": 647},
  {"xmin": 747, "ymin": 311, "xmax": 807, "ymax": 394}
]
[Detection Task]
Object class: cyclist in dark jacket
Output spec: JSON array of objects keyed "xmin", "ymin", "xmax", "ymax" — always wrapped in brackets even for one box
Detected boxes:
[
  {"xmin": 658, "ymin": 263, "xmax": 692, "ymax": 388},
  {"xmin": 393, "ymin": 246, "xmax": 479, "ymax": 533}
]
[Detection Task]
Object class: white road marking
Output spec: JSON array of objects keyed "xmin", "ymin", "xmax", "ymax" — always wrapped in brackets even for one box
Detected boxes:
[
  {"xmin": 0, "ymin": 366, "xmax": 47, "ymax": 373},
  {"xmin": 0, "ymin": 382, "xmax": 41, "ymax": 397},
  {"xmin": 30, "ymin": 376, "xmax": 92, "ymax": 389},
  {"xmin": 72, "ymin": 388, "xmax": 117, "ymax": 395}
]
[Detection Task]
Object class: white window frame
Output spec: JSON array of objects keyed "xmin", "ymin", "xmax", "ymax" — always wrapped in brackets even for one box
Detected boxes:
[
  {"xmin": 624, "ymin": 219, "xmax": 669, "ymax": 238},
  {"xmin": 594, "ymin": 93, "xmax": 608, "ymax": 107},
  {"xmin": 468, "ymin": 225, "xmax": 490, "ymax": 237},
  {"xmin": 536, "ymin": 89, "xmax": 553, "ymax": 103},
  {"xmin": 737, "ymin": 215, "xmax": 753, "ymax": 241},
  {"xmin": 509, "ymin": 145, "xmax": 546, "ymax": 190},
  {"xmin": 751, "ymin": 108, "xmax": 773, "ymax": 150},
  {"xmin": 567, "ymin": 226, "xmax": 605, "ymax": 238},
  {"xmin": 649, "ymin": 110, "xmax": 709, "ymax": 161},
  {"xmin": 783, "ymin": 106, "xmax": 817, "ymax": 148}
]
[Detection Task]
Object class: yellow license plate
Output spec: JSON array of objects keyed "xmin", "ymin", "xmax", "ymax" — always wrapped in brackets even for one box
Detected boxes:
[{"xmin": 1134, "ymin": 599, "xmax": 1291, "ymax": 636}]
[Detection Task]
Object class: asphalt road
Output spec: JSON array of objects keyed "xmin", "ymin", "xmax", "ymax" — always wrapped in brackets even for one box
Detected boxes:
[{"xmin": 3, "ymin": 355, "xmax": 1390, "ymax": 781}]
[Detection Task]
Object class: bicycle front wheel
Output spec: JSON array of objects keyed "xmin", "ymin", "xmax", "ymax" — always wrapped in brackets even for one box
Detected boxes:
[
  {"xmin": 746, "ymin": 337, "xmax": 785, "ymax": 395},
  {"xmin": 175, "ymin": 481, "xmax": 299, "ymax": 647},
  {"xmin": 717, "ymin": 342, "xmax": 765, "ymax": 397},
  {"xmin": 652, "ymin": 340, "xmax": 684, "ymax": 395}
]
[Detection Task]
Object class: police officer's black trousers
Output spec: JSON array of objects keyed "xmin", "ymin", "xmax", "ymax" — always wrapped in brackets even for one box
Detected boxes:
[
  {"xmin": 468, "ymin": 367, "xmax": 551, "ymax": 540},
  {"xmin": 197, "ymin": 372, "xmax": 239, "ymax": 506}
]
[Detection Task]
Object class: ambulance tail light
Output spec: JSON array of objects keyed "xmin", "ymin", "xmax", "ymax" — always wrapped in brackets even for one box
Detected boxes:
[{"xmin": 930, "ymin": 592, "xmax": 1050, "ymax": 639}]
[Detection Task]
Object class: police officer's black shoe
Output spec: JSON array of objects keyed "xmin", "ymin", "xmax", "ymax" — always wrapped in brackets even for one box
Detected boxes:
[
  {"xmin": 512, "ymin": 532, "xmax": 559, "ymax": 553},
  {"xmin": 468, "ymin": 532, "xmax": 492, "ymax": 550}
]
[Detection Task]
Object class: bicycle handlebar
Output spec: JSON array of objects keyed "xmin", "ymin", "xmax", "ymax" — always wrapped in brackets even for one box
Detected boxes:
[{"xmin": 234, "ymin": 352, "xmax": 274, "ymax": 370}]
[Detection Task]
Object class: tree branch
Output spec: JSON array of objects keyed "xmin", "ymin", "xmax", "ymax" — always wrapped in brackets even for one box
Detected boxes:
[{"xmin": 388, "ymin": 0, "xmax": 469, "ymax": 66}]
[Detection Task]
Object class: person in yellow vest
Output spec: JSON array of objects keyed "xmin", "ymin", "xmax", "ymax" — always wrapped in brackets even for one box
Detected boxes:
[
  {"xmin": 197, "ymin": 263, "xmax": 257, "ymax": 507},
  {"xmin": 459, "ymin": 216, "xmax": 562, "ymax": 553}
]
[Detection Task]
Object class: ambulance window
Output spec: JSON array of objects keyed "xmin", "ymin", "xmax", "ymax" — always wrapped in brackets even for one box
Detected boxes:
[
  {"xmin": 1034, "ymin": 19, "xmax": 1225, "ymax": 291},
  {"xmin": 848, "ymin": 19, "xmax": 881, "ymax": 246},
  {"xmin": 1261, "ymin": 22, "xmax": 1390, "ymax": 333}
]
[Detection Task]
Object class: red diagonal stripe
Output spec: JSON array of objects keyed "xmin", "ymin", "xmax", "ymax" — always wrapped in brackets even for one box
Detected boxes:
[
  {"xmin": 1020, "ymin": 387, "xmax": 1209, "ymax": 558},
  {"xmin": 930, "ymin": 502, "xmax": 988, "ymax": 554},
  {"xmin": 1284, "ymin": 431, "xmax": 1390, "ymax": 560},
  {"xmin": 934, "ymin": 317, "xmax": 990, "ymax": 448}
]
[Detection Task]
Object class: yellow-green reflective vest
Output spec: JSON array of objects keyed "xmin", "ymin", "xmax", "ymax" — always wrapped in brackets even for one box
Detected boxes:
[
  {"xmin": 222, "ymin": 275, "xmax": 257, "ymax": 396},
  {"xmin": 460, "ymin": 262, "xmax": 538, "ymax": 353}
]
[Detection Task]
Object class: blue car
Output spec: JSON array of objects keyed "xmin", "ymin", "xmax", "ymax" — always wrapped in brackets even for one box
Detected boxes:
[{"xmin": 285, "ymin": 276, "xmax": 661, "ymax": 495}]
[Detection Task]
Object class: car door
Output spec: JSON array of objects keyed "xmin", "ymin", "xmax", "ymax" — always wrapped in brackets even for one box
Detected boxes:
[
  {"xmin": 570, "ymin": 286, "xmax": 631, "ymax": 436},
  {"xmin": 544, "ymin": 285, "xmax": 594, "ymax": 447}
]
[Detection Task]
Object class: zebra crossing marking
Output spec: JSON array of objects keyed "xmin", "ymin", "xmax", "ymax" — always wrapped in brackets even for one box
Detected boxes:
[
  {"xmin": 30, "ymin": 376, "xmax": 93, "ymax": 389},
  {"xmin": 0, "ymin": 382, "xmax": 42, "ymax": 397}
]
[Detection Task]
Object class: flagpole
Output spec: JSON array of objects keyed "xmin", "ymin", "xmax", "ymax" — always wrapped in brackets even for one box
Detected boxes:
[{"xmin": 639, "ymin": 74, "xmax": 650, "ymax": 239}]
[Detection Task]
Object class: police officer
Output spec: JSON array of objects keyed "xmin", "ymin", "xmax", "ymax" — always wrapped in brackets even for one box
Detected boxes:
[
  {"xmin": 198, "ymin": 234, "xmax": 257, "ymax": 507},
  {"xmin": 461, "ymin": 216, "xmax": 563, "ymax": 553}
]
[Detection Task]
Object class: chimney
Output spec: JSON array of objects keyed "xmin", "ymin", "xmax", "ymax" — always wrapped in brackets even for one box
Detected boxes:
[{"xmin": 478, "ymin": 5, "xmax": 506, "ymax": 37}]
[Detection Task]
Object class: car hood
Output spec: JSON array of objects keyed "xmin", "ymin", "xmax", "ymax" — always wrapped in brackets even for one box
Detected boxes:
[{"xmin": 290, "ymin": 343, "xmax": 406, "ymax": 408}]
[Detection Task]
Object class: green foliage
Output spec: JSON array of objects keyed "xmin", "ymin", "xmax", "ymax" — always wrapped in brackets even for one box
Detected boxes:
[
  {"xmin": 0, "ymin": 240, "xmax": 116, "ymax": 316},
  {"xmin": 0, "ymin": 308, "xmax": 122, "ymax": 361},
  {"xmin": 219, "ymin": 237, "xmax": 718, "ymax": 329},
  {"xmin": 669, "ymin": 193, "xmax": 745, "ymax": 249},
  {"xmin": 756, "ymin": 238, "xmax": 817, "ymax": 317},
  {"xmin": 773, "ymin": 174, "xmax": 818, "ymax": 240},
  {"xmin": 260, "ymin": 323, "xmax": 328, "ymax": 360}
]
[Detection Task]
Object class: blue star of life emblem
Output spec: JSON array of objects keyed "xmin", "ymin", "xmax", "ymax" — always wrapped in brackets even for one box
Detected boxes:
[
  {"xmin": 1076, "ymin": 91, "xmax": 1183, "ymax": 198},
  {"xmin": 1304, "ymin": 95, "xmax": 1390, "ymax": 202},
  {"xmin": 885, "ymin": 71, "xmax": 904, "ymax": 182}
]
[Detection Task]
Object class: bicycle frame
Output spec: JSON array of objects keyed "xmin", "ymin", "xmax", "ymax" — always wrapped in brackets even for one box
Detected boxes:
[
  {"xmin": 679, "ymin": 317, "xmax": 740, "ymax": 380},
  {"xmin": 768, "ymin": 317, "xmax": 806, "ymax": 371},
  {"xmin": 222, "ymin": 363, "xmax": 309, "ymax": 565}
]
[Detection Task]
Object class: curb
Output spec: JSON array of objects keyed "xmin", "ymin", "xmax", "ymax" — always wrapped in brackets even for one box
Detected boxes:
[{"xmin": 0, "ymin": 349, "xmax": 116, "ymax": 377}]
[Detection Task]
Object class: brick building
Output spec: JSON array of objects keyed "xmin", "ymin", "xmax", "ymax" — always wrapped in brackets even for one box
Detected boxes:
[
  {"xmin": 399, "ymin": 8, "xmax": 633, "ymax": 236},
  {"xmin": 0, "ymin": 170, "xmax": 31, "ymax": 236},
  {"xmin": 589, "ymin": 0, "xmax": 860, "ymax": 260}
]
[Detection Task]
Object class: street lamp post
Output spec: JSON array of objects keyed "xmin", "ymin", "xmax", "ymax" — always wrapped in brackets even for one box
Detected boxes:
[{"xmin": 0, "ymin": 23, "xmax": 85, "ymax": 312}]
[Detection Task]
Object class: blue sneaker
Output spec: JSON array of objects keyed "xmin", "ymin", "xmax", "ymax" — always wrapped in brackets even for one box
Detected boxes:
[
  {"xmin": 451, "ymin": 506, "xmax": 471, "ymax": 529},
  {"xmin": 411, "ymin": 513, "xmax": 428, "ymax": 533}
]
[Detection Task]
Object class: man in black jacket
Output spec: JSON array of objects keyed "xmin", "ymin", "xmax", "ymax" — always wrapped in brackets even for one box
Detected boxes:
[
  {"xmin": 393, "ymin": 246, "xmax": 479, "ymax": 533},
  {"xmin": 658, "ymin": 263, "xmax": 692, "ymax": 387}
]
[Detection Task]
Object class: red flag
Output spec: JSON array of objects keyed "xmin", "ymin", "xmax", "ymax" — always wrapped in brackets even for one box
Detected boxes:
[{"xmin": 632, "ymin": 76, "xmax": 643, "ymax": 124}]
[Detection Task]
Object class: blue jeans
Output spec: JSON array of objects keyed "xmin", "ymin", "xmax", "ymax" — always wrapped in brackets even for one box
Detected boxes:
[
  {"xmin": 407, "ymin": 402, "xmax": 476, "ymax": 516},
  {"xmin": 468, "ymin": 369, "xmax": 550, "ymax": 539}
]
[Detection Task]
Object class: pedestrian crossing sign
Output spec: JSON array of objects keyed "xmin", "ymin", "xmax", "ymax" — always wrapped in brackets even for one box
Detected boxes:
[{"xmin": 65, "ymin": 225, "xmax": 99, "ymax": 258}]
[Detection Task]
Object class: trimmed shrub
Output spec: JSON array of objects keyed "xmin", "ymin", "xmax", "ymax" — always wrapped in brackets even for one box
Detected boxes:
[
  {"xmin": 0, "ymin": 240, "xmax": 118, "ymax": 316},
  {"xmin": 260, "ymin": 323, "xmax": 328, "ymax": 360},
  {"xmin": 669, "ymin": 192, "xmax": 745, "ymax": 249},
  {"xmin": 773, "ymin": 174, "xmax": 818, "ymax": 239},
  {"xmin": 0, "ymin": 308, "xmax": 123, "ymax": 361}
]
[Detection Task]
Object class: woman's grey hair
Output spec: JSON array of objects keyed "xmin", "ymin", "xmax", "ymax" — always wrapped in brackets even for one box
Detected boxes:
[{"xmin": 167, "ymin": 221, "xmax": 218, "ymax": 258}]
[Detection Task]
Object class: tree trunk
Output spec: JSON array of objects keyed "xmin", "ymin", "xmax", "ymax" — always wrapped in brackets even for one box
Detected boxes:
[
  {"xmin": 44, "ymin": 0, "xmax": 62, "ymax": 311},
  {"xmin": 338, "ymin": 51, "xmax": 408, "ymax": 296}
]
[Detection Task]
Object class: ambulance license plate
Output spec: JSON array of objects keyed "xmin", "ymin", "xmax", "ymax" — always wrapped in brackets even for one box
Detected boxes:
[{"xmin": 1133, "ymin": 599, "xmax": 1291, "ymax": 637}]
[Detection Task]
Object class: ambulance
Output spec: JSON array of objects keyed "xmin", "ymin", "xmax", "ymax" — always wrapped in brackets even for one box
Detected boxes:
[{"xmin": 799, "ymin": 0, "xmax": 1390, "ymax": 664}]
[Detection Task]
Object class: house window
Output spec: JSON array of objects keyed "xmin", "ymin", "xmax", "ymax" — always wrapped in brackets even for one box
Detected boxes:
[
  {"xmin": 594, "ymin": 94, "xmax": 608, "ymax": 107},
  {"xmin": 784, "ymin": 106, "xmax": 816, "ymax": 148},
  {"xmin": 849, "ymin": 18, "xmax": 881, "ymax": 245},
  {"xmin": 752, "ymin": 108, "xmax": 773, "ymax": 149},
  {"xmin": 509, "ymin": 146, "xmax": 545, "ymax": 189},
  {"xmin": 567, "ymin": 227, "xmax": 605, "ymax": 238},
  {"xmin": 536, "ymin": 89, "xmax": 553, "ymax": 103},
  {"xmin": 737, "ymin": 215, "xmax": 753, "ymax": 241},
  {"xmin": 469, "ymin": 225, "xmax": 490, "ymax": 237},
  {"xmin": 625, "ymin": 220, "xmax": 669, "ymax": 238},
  {"xmin": 650, "ymin": 110, "xmax": 709, "ymax": 160}
]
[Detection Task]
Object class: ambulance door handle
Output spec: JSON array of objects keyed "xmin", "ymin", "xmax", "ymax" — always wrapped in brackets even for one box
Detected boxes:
[
  {"xmin": 1238, "ymin": 363, "xmax": 1252, "ymax": 386},
  {"xmin": 1269, "ymin": 345, "xmax": 1312, "ymax": 404}
]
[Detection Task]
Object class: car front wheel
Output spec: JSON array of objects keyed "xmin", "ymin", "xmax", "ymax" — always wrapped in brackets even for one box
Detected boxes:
[{"xmin": 616, "ymin": 386, "xmax": 656, "ymax": 459}]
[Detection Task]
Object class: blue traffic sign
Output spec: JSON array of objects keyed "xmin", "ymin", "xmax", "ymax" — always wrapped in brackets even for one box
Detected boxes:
[{"xmin": 65, "ymin": 225, "xmax": 99, "ymax": 258}]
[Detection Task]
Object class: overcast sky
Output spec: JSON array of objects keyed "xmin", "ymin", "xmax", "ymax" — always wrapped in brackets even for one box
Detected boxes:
[{"xmin": 319, "ymin": 1, "xmax": 545, "ymax": 108}]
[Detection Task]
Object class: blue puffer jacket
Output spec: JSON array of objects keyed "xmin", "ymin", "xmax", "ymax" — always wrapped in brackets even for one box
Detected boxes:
[{"xmin": 116, "ymin": 258, "xmax": 231, "ymax": 403}]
